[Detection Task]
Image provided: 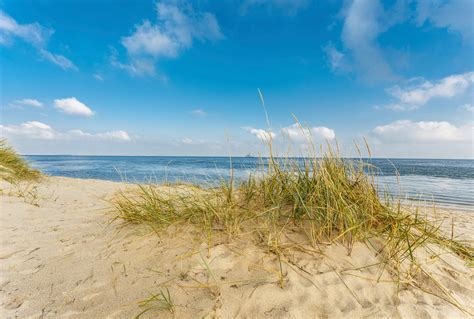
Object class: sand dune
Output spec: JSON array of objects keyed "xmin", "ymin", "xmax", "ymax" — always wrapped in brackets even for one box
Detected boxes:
[{"xmin": 1, "ymin": 176, "xmax": 473, "ymax": 318}]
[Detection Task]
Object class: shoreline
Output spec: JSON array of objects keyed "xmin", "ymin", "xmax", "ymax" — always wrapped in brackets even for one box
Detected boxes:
[{"xmin": 1, "ymin": 176, "xmax": 473, "ymax": 318}]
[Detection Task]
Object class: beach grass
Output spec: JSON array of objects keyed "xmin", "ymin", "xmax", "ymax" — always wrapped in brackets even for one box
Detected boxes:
[
  {"xmin": 112, "ymin": 129, "xmax": 473, "ymax": 313},
  {"xmin": 113, "ymin": 141, "xmax": 472, "ymax": 258},
  {"xmin": 136, "ymin": 288, "xmax": 175, "ymax": 318},
  {"xmin": 0, "ymin": 139, "xmax": 40, "ymax": 183}
]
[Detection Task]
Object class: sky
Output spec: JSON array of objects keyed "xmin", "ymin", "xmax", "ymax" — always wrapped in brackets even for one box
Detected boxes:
[{"xmin": 0, "ymin": 0, "xmax": 473, "ymax": 158}]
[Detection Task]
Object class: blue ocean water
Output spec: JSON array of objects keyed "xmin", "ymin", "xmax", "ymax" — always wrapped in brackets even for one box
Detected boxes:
[{"xmin": 25, "ymin": 156, "xmax": 474, "ymax": 210}]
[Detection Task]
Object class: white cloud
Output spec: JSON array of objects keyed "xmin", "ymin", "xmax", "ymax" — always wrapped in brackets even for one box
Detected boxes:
[
  {"xmin": 190, "ymin": 109, "xmax": 207, "ymax": 117},
  {"xmin": 339, "ymin": 0, "xmax": 404, "ymax": 81},
  {"xmin": 116, "ymin": 1, "xmax": 223, "ymax": 76},
  {"xmin": 460, "ymin": 103, "xmax": 474, "ymax": 113},
  {"xmin": 39, "ymin": 49, "xmax": 77, "ymax": 70},
  {"xmin": 68, "ymin": 129, "xmax": 131, "ymax": 141},
  {"xmin": 416, "ymin": 0, "xmax": 473, "ymax": 40},
  {"xmin": 373, "ymin": 120, "xmax": 473, "ymax": 142},
  {"xmin": 122, "ymin": 20, "xmax": 179, "ymax": 58},
  {"xmin": 244, "ymin": 127, "xmax": 276, "ymax": 141},
  {"xmin": 93, "ymin": 74, "xmax": 104, "ymax": 81},
  {"xmin": 111, "ymin": 54, "xmax": 156, "ymax": 76},
  {"xmin": 54, "ymin": 97, "xmax": 95, "ymax": 117},
  {"xmin": 386, "ymin": 72, "xmax": 474, "ymax": 109},
  {"xmin": 0, "ymin": 10, "xmax": 76, "ymax": 70},
  {"xmin": 99, "ymin": 131, "xmax": 130, "ymax": 141},
  {"xmin": 281, "ymin": 123, "xmax": 336, "ymax": 141},
  {"xmin": 244, "ymin": 124, "xmax": 335, "ymax": 142},
  {"xmin": 1, "ymin": 121, "xmax": 131, "ymax": 142},
  {"xmin": 0, "ymin": 10, "xmax": 50, "ymax": 46},
  {"xmin": 180, "ymin": 137, "xmax": 208, "ymax": 145},
  {"xmin": 1, "ymin": 121, "xmax": 56, "ymax": 140},
  {"xmin": 11, "ymin": 98, "xmax": 43, "ymax": 108}
]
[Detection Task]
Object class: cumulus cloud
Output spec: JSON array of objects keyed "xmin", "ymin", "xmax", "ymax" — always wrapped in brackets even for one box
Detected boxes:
[
  {"xmin": 54, "ymin": 97, "xmax": 95, "ymax": 117},
  {"xmin": 122, "ymin": 20, "xmax": 178, "ymax": 58},
  {"xmin": 373, "ymin": 120, "xmax": 473, "ymax": 142},
  {"xmin": 416, "ymin": 0, "xmax": 473, "ymax": 40},
  {"xmin": 11, "ymin": 98, "xmax": 43, "ymax": 108},
  {"xmin": 281, "ymin": 123, "xmax": 336, "ymax": 141},
  {"xmin": 384, "ymin": 72, "xmax": 474, "ymax": 110},
  {"xmin": 0, "ymin": 10, "xmax": 76, "ymax": 70},
  {"xmin": 115, "ymin": 1, "xmax": 223, "ymax": 76},
  {"xmin": 0, "ymin": 121, "xmax": 56, "ymax": 140},
  {"xmin": 0, "ymin": 121, "xmax": 130, "ymax": 142},
  {"xmin": 244, "ymin": 127, "xmax": 276, "ymax": 141},
  {"xmin": 244, "ymin": 124, "xmax": 335, "ymax": 143}
]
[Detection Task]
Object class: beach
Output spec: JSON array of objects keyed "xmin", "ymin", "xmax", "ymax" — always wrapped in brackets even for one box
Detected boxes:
[
  {"xmin": 1, "ymin": 176, "xmax": 473, "ymax": 318},
  {"xmin": 2, "ymin": 0, "xmax": 473, "ymax": 317}
]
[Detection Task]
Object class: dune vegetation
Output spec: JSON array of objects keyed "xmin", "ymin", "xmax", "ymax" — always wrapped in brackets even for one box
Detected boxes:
[
  {"xmin": 113, "ymin": 125, "xmax": 473, "ymax": 314},
  {"xmin": 0, "ymin": 139, "xmax": 40, "ymax": 183}
]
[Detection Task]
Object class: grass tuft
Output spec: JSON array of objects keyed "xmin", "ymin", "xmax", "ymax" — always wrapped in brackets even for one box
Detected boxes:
[
  {"xmin": 112, "ymin": 118, "xmax": 473, "ymax": 314},
  {"xmin": 0, "ymin": 139, "xmax": 40, "ymax": 182},
  {"xmin": 135, "ymin": 288, "xmax": 175, "ymax": 318},
  {"xmin": 113, "ymin": 148, "xmax": 472, "ymax": 258}
]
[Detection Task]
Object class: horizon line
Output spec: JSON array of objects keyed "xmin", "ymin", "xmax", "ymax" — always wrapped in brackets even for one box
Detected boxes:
[{"xmin": 22, "ymin": 154, "xmax": 474, "ymax": 160}]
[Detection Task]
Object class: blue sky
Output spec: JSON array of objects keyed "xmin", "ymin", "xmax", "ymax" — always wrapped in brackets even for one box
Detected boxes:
[{"xmin": 0, "ymin": 0, "xmax": 473, "ymax": 157}]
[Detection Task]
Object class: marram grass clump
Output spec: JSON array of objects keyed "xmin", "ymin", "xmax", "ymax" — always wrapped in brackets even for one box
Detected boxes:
[
  {"xmin": 0, "ymin": 139, "xmax": 40, "ymax": 182},
  {"xmin": 113, "ymin": 141, "xmax": 472, "ymax": 263},
  {"xmin": 113, "ymin": 132, "xmax": 473, "ymax": 313}
]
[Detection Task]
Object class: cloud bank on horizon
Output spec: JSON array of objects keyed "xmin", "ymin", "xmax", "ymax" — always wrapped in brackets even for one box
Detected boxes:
[{"xmin": 0, "ymin": 0, "xmax": 473, "ymax": 158}]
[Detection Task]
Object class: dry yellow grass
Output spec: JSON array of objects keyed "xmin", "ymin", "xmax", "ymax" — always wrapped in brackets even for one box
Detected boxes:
[
  {"xmin": 112, "ymin": 133, "xmax": 473, "ymax": 316},
  {"xmin": 0, "ymin": 139, "xmax": 40, "ymax": 183}
]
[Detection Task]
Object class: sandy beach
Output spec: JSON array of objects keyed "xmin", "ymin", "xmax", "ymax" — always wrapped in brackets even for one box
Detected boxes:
[
  {"xmin": 2, "ymin": 0, "xmax": 473, "ymax": 317},
  {"xmin": 1, "ymin": 176, "xmax": 473, "ymax": 318}
]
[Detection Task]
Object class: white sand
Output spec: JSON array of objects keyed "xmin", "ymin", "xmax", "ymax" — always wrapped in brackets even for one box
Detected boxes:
[{"xmin": 1, "ymin": 176, "xmax": 473, "ymax": 318}]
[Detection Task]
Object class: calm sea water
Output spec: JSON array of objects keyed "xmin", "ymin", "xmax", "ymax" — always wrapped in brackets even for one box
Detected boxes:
[{"xmin": 25, "ymin": 156, "xmax": 474, "ymax": 210}]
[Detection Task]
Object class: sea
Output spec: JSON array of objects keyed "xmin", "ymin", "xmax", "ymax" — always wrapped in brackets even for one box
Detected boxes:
[{"xmin": 25, "ymin": 156, "xmax": 474, "ymax": 211}]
